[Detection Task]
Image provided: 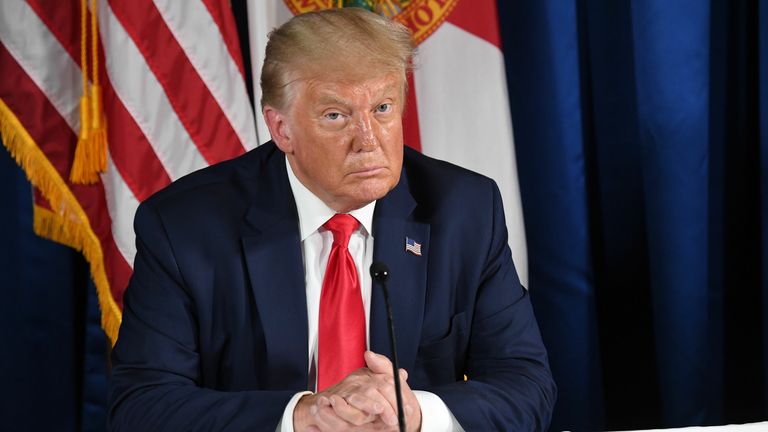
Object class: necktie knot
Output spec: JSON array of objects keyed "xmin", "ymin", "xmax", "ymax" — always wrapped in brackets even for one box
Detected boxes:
[{"xmin": 323, "ymin": 214, "xmax": 359, "ymax": 247}]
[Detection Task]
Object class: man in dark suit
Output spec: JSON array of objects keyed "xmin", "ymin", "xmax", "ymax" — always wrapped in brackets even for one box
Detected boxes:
[{"xmin": 109, "ymin": 7, "xmax": 555, "ymax": 431}]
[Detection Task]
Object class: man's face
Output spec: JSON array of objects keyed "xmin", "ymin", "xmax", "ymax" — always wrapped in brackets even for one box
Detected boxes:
[{"xmin": 267, "ymin": 72, "xmax": 405, "ymax": 213}]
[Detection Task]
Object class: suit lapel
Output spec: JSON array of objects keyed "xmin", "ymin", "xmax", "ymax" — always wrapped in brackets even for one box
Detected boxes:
[
  {"xmin": 239, "ymin": 144, "xmax": 429, "ymax": 386},
  {"xmin": 241, "ymin": 148, "xmax": 309, "ymax": 390},
  {"xmin": 371, "ymin": 169, "xmax": 430, "ymax": 371}
]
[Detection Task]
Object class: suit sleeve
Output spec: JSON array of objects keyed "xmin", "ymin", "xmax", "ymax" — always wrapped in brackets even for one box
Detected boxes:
[
  {"xmin": 425, "ymin": 181, "xmax": 557, "ymax": 431},
  {"xmin": 108, "ymin": 201, "xmax": 294, "ymax": 431}
]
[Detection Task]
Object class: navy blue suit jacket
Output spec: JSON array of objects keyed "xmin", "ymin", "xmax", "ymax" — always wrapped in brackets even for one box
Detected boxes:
[{"xmin": 109, "ymin": 142, "xmax": 556, "ymax": 431}]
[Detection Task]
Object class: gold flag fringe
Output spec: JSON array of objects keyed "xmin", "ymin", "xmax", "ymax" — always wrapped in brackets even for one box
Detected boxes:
[{"xmin": 0, "ymin": 98, "xmax": 122, "ymax": 345}]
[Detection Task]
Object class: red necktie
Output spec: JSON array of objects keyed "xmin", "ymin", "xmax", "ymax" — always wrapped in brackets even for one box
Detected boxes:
[{"xmin": 317, "ymin": 214, "xmax": 366, "ymax": 391}]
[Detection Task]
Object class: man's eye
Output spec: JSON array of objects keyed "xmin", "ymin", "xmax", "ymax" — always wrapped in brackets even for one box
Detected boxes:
[
  {"xmin": 325, "ymin": 112, "xmax": 342, "ymax": 120},
  {"xmin": 376, "ymin": 103, "xmax": 391, "ymax": 113}
]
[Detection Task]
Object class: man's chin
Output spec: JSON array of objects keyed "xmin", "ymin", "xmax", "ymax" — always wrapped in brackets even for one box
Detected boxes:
[
  {"xmin": 361, "ymin": 177, "xmax": 397, "ymax": 199},
  {"xmin": 338, "ymin": 181, "xmax": 394, "ymax": 212}
]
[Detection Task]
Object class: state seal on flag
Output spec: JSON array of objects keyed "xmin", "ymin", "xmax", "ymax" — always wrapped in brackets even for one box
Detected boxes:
[{"xmin": 283, "ymin": 0, "xmax": 460, "ymax": 44}]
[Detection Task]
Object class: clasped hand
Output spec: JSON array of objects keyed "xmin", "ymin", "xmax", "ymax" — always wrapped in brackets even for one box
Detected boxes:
[{"xmin": 294, "ymin": 351, "xmax": 421, "ymax": 431}]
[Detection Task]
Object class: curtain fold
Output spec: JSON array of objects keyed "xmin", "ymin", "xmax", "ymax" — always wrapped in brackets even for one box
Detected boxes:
[
  {"xmin": 759, "ymin": 0, "xmax": 768, "ymax": 417},
  {"xmin": 500, "ymin": 1, "xmax": 604, "ymax": 430},
  {"xmin": 500, "ymin": 0, "xmax": 768, "ymax": 430},
  {"xmin": 757, "ymin": 2, "xmax": 768, "ymax": 412},
  {"xmin": 630, "ymin": 1, "xmax": 715, "ymax": 426}
]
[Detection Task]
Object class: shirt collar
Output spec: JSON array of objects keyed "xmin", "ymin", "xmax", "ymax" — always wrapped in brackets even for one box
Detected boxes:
[{"xmin": 285, "ymin": 156, "xmax": 375, "ymax": 241}]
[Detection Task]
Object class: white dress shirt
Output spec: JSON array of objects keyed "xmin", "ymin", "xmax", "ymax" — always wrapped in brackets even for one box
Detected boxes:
[{"xmin": 277, "ymin": 157, "xmax": 462, "ymax": 431}]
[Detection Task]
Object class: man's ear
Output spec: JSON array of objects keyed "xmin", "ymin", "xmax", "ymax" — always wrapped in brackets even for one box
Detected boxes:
[{"xmin": 263, "ymin": 106, "xmax": 293, "ymax": 154}]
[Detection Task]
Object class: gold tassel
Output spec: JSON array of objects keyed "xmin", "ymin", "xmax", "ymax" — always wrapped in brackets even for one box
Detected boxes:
[
  {"xmin": 90, "ymin": 84, "xmax": 107, "ymax": 172},
  {"xmin": 69, "ymin": 94, "xmax": 99, "ymax": 184},
  {"xmin": 69, "ymin": 0, "xmax": 107, "ymax": 184},
  {"xmin": 88, "ymin": 0, "xmax": 107, "ymax": 173},
  {"xmin": 70, "ymin": 0, "xmax": 94, "ymax": 184}
]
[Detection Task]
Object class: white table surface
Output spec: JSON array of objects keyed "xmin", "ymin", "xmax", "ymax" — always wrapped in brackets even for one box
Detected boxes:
[{"xmin": 615, "ymin": 421, "xmax": 768, "ymax": 432}]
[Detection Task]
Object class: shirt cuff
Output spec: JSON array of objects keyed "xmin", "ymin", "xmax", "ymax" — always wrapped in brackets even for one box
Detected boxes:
[
  {"xmin": 276, "ymin": 391, "xmax": 313, "ymax": 432},
  {"xmin": 413, "ymin": 390, "xmax": 465, "ymax": 432}
]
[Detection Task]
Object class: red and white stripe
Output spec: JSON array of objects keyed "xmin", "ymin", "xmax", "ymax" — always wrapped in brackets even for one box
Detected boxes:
[
  {"xmin": 247, "ymin": 1, "xmax": 529, "ymax": 286},
  {"xmin": 0, "ymin": 0, "xmax": 256, "ymax": 306}
]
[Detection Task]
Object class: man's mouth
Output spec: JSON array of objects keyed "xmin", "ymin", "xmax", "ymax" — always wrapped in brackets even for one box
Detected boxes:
[{"xmin": 350, "ymin": 166, "xmax": 385, "ymax": 177}]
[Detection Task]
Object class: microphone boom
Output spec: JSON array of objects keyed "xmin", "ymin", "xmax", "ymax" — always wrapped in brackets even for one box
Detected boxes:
[{"xmin": 370, "ymin": 262, "xmax": 406, "ymax": 432}]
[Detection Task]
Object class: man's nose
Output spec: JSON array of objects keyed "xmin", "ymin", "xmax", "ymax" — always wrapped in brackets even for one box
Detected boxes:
[{"xmin": 353, "ymin": 113, "xmax": 378, "ymax": 151}]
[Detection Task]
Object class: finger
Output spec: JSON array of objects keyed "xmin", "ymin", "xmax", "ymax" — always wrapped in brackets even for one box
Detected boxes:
[
  {"xmin": 364, "ymin": 351, "xmax": 393, "ymax": 375},
  {"xmin": 365, "ymin": 354, "xmax": 410, "ymax": 420},
  {"xmin": 347, "ymin": 388, "xmax": 398, "ymax": 426},
  {"xmin": 397, "ymin": 376, "xmax": 422, "ymax": 425},
  {"xmin": 315, "ymin": 403, "xmax": 355, "ymax": 431},
  {"xmin": 374, "ymin": 373, "xmax": 404, "ymax": 422},
  {"xmin": 328, "ymin": 394, "xmax": 378, "ymax": 426},
  {"xmin": 317, "ymin": 396, "xmax": 331, "ymax": 408},
  {"xmin": 370, "ymin": 382, "xmax": 402, "ymax": 427},
  {"xmin": 376, "ymin": 371, "xmax": 418, "ymax": 427},
  {"xmin": 344, "ymin": 388, "xmax": 386, "ymax": 415},
  {"xmin": 309, "ymin": 397, "xmax": 349, "ymax": 432}
]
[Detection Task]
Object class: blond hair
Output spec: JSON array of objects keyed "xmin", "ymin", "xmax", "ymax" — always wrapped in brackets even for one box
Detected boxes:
[{"xmin": 261, "ymin": 7, "xmax": 415, "ymax": 111}]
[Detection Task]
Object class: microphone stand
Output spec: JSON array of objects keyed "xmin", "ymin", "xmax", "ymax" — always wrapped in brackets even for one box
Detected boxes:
[{"xmin": 370, "ymin": 262, "xmax": 406, "ymax": 432}]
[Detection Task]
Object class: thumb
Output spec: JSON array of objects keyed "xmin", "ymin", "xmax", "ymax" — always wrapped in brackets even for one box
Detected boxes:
[{"xmin": 365, "ymin": 350, "xmax": 393, "ymax": 375}]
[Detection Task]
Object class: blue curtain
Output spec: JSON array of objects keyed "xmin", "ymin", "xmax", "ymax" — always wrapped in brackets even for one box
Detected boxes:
[
  {"xmin": 499, "ymin": 0, "xmax": 768, "ymax": 430},
  {"xmin": 0, "ymin": 145, "xmax": 108, "ymax": 431}
]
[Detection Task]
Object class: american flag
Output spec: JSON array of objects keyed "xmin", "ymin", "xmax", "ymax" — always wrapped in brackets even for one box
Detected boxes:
[
  {"xmin": 405, "ymin": 236, "xmax": 422, "ymax": 256},
  {"xmin": 0, "ymin": 0, "xmax": 256, "ymax": 343}
]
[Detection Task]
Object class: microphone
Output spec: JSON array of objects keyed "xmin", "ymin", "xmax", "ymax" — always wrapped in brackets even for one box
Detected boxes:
[{"xmin": 370, "ymin": 261, "xmax": 406, "ymax": 432}]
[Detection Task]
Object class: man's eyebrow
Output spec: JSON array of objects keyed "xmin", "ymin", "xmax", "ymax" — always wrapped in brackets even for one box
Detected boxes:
[
  {"xmin": 315, "ymin": 94, "xmax": 350, "ymax": 107},
  {"xmin": 377, "ymin": 83, "xmax": 401, "ymax": 99},
  {"xmin": 313, "ymin": 82, "xmax": 402, "ymax": 107}
]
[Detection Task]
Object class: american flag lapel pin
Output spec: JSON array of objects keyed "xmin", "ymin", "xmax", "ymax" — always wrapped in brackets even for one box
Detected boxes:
[{"xmin": 405, "ymin": 236, "xmax": 422, "ymax": 256}]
